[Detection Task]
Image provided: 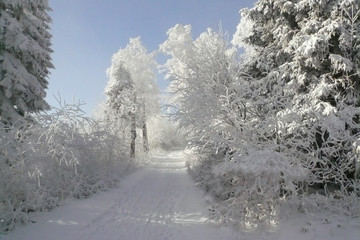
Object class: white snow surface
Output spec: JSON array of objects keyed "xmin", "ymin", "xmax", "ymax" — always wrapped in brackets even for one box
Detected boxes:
[
  {"xmin": 2, "ymin": 151, "xmax": 236, "ymax": 240},
  {"xmin": 2, "ymin": 150, "xmax": 359, "ymax": 240}
]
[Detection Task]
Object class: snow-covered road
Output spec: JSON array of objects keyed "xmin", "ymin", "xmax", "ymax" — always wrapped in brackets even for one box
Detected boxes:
[{"xmin": 3, "ymin": 151, "xmax": 236, "ymax": 240}]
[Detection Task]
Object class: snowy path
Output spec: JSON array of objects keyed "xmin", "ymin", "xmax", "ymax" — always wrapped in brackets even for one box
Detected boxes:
[{"xmin": 3, "ymin": 151, "xmax": 236, "ymax": 240}]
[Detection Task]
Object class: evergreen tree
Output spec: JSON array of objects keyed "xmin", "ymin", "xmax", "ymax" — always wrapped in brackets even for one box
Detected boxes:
[
  {"xmin": 0, "ymin": 0, "xmax": 53, "ymax": 125},
  {"xmin": 234, "ymin": 0, "xmax": 360, "ymax": 192}
]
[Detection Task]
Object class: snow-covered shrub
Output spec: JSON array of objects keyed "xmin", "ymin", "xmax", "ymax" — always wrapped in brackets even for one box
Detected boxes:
[
  {"xmin": 187, "ymin": 149, "xmax": 308, "ymax": 229},
  {"xmin": 0, "ymin": 122, "xmax": 36, "ymax": 232},
  {"xmin": 210, "ymin": 150, "xmax": 308, "ymax": 228},
  {"xmin": 0, "ymin": 101, "xmax": 132, "ymax": 233},
  {"xmin": 186, "ymin": 149, "xmax": 225, "ymax": 197},
  {"xmin": 300, "ymin": 190, "xmax": 360, "ymax": 218}
]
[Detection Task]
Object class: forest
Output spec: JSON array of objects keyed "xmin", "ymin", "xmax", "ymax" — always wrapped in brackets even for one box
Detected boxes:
[{"xmin": 0, "ymin": 0, "xmax": 359, "ymax": 235}]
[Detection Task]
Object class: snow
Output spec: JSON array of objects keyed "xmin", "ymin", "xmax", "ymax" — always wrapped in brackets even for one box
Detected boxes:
[
  {"xmin": 2, "ymin": 151, "xmax": 359, "ymax": 240},
  {"xmin": 2, "ymin": 151, "xmax": 235, "ymax": 240},
  {"xmin": 329, "ymin": 54, "xmax": 353, "ymax": 72}
]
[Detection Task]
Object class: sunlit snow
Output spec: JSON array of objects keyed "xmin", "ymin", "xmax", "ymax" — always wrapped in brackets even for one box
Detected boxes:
[
  {"xmin": 3, "ymin": 151, "xmax": 236, "ymax": 240},
  {"xmin": 3, "ymin": 151, "xmax": 359, "ymax": 240}
]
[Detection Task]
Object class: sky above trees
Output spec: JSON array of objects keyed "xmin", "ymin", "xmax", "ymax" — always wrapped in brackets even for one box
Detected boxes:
[{"xmin": 47, "ymin": 0, "xmax": 256, "ymax": 115}]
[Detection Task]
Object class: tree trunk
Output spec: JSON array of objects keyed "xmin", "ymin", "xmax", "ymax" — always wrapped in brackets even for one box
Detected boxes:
[
  {"xmin": 142, "ymin": 101, "xmax": 149, "ymax": 153},
  {"xmin": 130, "ymin": 112, "xmax": 136, "ymax": 158},
  {"xmin": 130, "ymin": 94, "xmax": 137, "ymax": 158}
]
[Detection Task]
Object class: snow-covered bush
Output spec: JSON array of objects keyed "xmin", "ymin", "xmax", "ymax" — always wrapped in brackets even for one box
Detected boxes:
[
  {"xmin": 210, "ymin": 150, "xmax": 308, "ymax": 228},
  {"xmin": 0, "ymin": 101, "xmax": 132, "ymax": 233},
  {"xmin": 187, "ymin": 149, "xmax": 308, "ymax": 229}
]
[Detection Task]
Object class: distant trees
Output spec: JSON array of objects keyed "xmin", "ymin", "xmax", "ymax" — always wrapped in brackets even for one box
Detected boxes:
[
  {"xmin": 104, "ymin": 37, "xmax": 160, "ymax": 157},
  {"xmin": 0, "ymin": 0, "xmax": 53, "ymax": 125}
]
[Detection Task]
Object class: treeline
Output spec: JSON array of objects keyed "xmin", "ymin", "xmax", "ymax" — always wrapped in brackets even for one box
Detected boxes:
[
  {"xmin": 0, "ymin": 0, "xmax": 134, "ymax": 232},
  {"xmin": 160, "ymin": 0, "xmax": 360, "ymax": 228},
  {"xmin": 0, "ymin": 1, "xmax": 168, "ymax": 233}
]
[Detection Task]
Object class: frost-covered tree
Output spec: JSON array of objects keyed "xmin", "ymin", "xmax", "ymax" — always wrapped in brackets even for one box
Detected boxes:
[
  {"xmin": 105, "ymin": 61, "xmax": 137, "ymax": 156},
  {"xmin": 0, "ymin": 0, "xmax": 53, "ymax": 125},
  {"xmin": 160, "ymin": 25, "xmax": 245, "ymax": 152},
  {"xmin": 234, "ymin": 0, "xmax": 360, "ymax": 193},
  {"xmin": 105, "ymin": 37, "xmax": 160, "ymax": 156},
  {"xmin": 161, "ymin": 24, "xmax": 309, "ymax": 226},
  {"xmin": 162, "ymin": 0, "xmax": 360, "ymax": 227}
]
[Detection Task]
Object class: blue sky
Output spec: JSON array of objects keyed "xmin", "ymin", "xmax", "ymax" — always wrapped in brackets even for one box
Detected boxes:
[{"xmin": 47, "ymin": 0, "xmax": 256, "ymax": 115}]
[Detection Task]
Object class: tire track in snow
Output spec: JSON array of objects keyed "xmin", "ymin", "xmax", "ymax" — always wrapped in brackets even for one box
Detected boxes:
[{"xmin": 78, "ymin": 165, "xmax": 181, "ymax": 240}]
